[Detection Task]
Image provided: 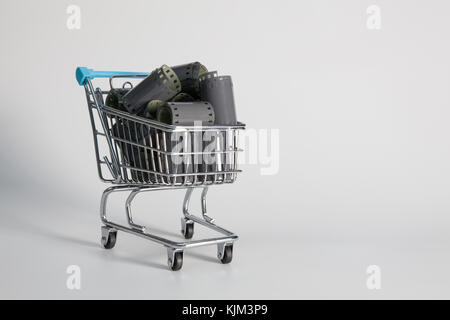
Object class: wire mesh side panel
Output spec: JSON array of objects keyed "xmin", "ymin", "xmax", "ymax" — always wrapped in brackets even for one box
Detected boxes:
[
  {"xmin": 84, "ymin": 86, "xmax": 119, "ymax": 183},
  {"xmin": 102, "ymin": 110, "xmax": 242, "ymax": 186}
]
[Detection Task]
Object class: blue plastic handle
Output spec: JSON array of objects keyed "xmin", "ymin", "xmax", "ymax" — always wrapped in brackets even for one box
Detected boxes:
[{"xmin": 76, "ymin": 67, "xmax": 148, "ymax": 86}]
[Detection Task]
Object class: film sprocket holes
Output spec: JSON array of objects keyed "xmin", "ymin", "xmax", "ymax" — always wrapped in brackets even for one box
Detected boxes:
[
  {"xmin": 171, "ymin": 62, "xmax": 208, "ymax": 99},
  {"xmin": 122, "ymin": 65, "xmax": 181, "ymax": 114},
  {"xmin": 157, "ymin": 101, "xmax": 215, "ymax": 126}
]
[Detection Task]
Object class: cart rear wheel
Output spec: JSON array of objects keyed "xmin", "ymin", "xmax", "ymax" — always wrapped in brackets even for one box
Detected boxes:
[
  {"xmin": 219, "ymin": 244, "xmax": 233, "ymax": 264},
  {"xmin": 182, "ymin": 222, "xmax": 194, "ymax": 239},
  {"xmin": 168, "ymin": 251, "xmax": 183, "ymax": 271},
  {"xmin": 101, "ymin": 227, "xmax": 117, "ymax": 249}
]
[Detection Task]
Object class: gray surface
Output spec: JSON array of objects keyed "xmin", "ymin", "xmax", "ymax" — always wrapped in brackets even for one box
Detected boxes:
[{"xmin": 1, "ymin": 0, "xmax": 450, "ymax": 299}]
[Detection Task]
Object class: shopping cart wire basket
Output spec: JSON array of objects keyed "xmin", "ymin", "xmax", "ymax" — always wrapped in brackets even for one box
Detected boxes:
[{"xmin": 76, "ymin": 67, "xmax": 245, "ymax": 270}]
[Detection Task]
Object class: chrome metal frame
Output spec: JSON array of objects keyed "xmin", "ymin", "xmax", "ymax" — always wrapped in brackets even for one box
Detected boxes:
[
  {"xmin": 99, "ymin": 185, "xmax": 237, "ymax": 249},
  {"xmin": 82, "ymin": 74, "xmax": 244, "ymax": 270}
]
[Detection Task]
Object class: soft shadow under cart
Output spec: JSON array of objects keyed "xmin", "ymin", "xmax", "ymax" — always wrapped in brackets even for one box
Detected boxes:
[{"xmin": 76, "ymin": 67, "xmax": 245, "ymax": 270}]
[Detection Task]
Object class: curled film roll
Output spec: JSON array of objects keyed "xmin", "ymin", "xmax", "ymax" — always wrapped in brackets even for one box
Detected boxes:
[{"xmin": 122, "ymin": 65, "xmax": 181, "ymax": 114}]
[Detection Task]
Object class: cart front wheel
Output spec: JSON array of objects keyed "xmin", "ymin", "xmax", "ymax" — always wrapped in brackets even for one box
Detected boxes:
[
  {"xmin": 168, "ymin": 251, "xmax": 183, "ymax": 271},
  {"xmin": 182, "ymin": 221, "xmax": 194, "ymax": 239},
  {"xmin": 101, "ymin": 227, "xmax": 117, "ymax": 249},
  {"xmin": 218, "ymin": 244, "xmax": 233, "ymax": 264}
]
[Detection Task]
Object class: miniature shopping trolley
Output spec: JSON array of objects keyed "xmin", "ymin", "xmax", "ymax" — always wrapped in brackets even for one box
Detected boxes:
[{"xmin": 76, "ymin": 67, "xmax": 245, "ymax": 270}]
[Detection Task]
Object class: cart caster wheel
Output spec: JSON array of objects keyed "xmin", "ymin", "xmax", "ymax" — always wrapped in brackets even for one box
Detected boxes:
[
  {"xmin": 182, "ymin": 221, "xmax": 194, "ymax": 239},
  {"xmin": 168, "ymin": 251, "xmax": 183, "ymax": 271},
  {"xmin": 101, "ymin": 226, "xmax": 117, "ymax": 249},
  {"xmin": 218, "ymin": 244, "xmax": 233, "ymax": 264}
]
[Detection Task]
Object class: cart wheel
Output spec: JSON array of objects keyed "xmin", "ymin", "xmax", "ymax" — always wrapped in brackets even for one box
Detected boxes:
[
  {"xmin": 168, "ymin": 251, "xmax": 183, "ymax": 271},
  {"xmin": 182, "ymin": 222, "xmax": 194, "ymax": 239},
  {"xmin": 101, "ymin": 227, "xmax": 117, "ymax": 249},
  {"xmin": 218, "ymin": 244, "xmax": 233, "ymax": 264}
]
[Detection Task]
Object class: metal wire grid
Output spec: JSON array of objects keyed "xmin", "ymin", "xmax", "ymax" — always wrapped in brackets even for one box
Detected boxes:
[{"xmin": 84, "ymin": 81, "xmax": 245, "ymax": 187}]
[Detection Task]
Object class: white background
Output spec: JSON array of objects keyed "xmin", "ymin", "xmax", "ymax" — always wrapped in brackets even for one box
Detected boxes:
[{"xmin": 1, "ymin": 0, "xmax": 450, "ymax": 299}]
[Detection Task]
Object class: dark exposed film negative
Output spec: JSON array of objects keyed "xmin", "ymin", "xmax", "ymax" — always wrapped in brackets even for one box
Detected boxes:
[
  {"xmin": 199, "ymin": 72, "xmax": 237, "ymax": 125},
  {"xmin": 122, "ymin": 64, "xmax": 181, "ymax": 114},
  {"xmin": 157, "ymin": 101, "xmax": 215, "ymax": 126},
  {"xmin": 143, "ymin": 99, "xmax": 165, "ymax": 119},
  {"xmin": 171, "ymin": 62, "xmax": 208, "ymax": 98},
  {"xmin": 171, "ymin": 92, "xmax": 195, "ymax": 102},
  {"xmin": 105, "ymin": 88, "xmax": 130, "ymax": 112}
]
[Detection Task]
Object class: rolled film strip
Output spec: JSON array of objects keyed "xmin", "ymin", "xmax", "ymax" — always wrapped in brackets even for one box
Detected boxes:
[
  {"xmin": 171, "ymin": 62, "xmax": 208, "ymax": 98},
  {"xmin": 156, "ymin": 101, "xmax": 215, "ymax": 126},
  {"xmin": 198, "ymin": 71, "xmax": 236, "ymax": 181},
  {"xmin": 143, "ymin": 99, "xmax": 165, "ymax": 119},
  {"xmin": 122, "ymin": 65, "xmax": 181, "ymax": 114},
  {"xmin": 199, "ymin": 72, "xmax": 237, "ymax": 126},
  {"xmin": 156, "ymin": 101, "xmax": 215, "ymax": 184},
  {"xmin": 171, "ymin": 92, "xmax": 195, "ymax": 102},
  {"xmin": 105, "ymin": 88, "xmax": 130, "ymax": 112}
]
